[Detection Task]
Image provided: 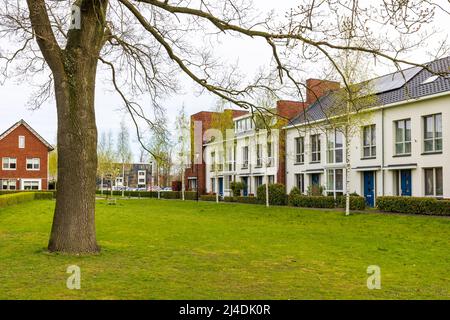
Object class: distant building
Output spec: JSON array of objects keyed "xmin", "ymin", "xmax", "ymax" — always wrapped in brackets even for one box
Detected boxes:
[
  {"xmin": 99, "ymin": 162, "xmax": 155, "ymax": 190},
  {"xmin": 0, "ymin": 119, "xmax": 54, "ymax": 190}
]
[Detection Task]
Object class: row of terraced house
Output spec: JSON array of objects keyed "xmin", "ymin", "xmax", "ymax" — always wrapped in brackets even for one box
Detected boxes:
[{"xmin": 184, "ymin": 56, "xmax": 450, "ymax": 206}]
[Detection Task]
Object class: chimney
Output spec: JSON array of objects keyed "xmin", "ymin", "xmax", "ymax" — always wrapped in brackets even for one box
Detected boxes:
[
  {"xmin": 276, "ymin": 100, "xmax": 307, "ymax": 120},
  {"xmin": 306, "ymin": 79, "xmax": 340, "ymax": 106}
]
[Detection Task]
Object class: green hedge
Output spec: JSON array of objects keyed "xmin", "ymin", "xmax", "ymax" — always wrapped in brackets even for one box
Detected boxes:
[
  {"xmin": 257, "ymin": 184, "xmax": 287, "ymax": 206},
  {"xmin": 377, "ymin": 196, "xmax": 450, "ymax": 216},
  {"xmin": 234, "ymin": 196, "xmax": 260, "ymax": 204},
  {"xmin": 0, "ymin": 192, "xmax": 53, "ymax": 208},
  {"xmin": 289, "ymin": 195, "xmax": 335, "ymax": 208},
  {"xmin": 200, "ymin": 195, "xmax": 219, "ymax": 202},
  {"xmin": 96, "ymin": 190, "xmax": 198, "ymax": 200},
  {"xmin": 336, "ymin": 196, "xmax": 366, "ymax": 211},
  {"xmin": 0, "ymin": 190, "xmax": 56, "ymax": 198}
]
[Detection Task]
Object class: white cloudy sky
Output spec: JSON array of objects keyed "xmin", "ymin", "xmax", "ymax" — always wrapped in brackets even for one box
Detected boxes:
[{"xmin": 0, "ymin": 0, "xmax": 448, "ymax": 161}]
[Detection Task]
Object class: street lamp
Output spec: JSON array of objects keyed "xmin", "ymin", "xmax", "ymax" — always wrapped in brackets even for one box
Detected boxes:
[{"xmin": 195, "ymin": 152, "xmax": 200, "ymax": 201}]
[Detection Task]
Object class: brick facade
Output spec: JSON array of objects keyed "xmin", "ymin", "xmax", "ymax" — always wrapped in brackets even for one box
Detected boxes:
[
  {"xmin": 184, "ymin": 110, "xmax": 247, "ymax": 195},
  {"xmin": 0, "ymin": 120, "xmax": 53, "ymax": 191}
]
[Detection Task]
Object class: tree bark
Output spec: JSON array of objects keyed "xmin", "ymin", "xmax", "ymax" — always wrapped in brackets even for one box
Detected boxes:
[
  {"xmin": 42, "ymin": 0, "xmax": 109, "ymax": 254},
  {"xmin": 48, "ymin": 60, "xmax": 99, "ymax": 253}
]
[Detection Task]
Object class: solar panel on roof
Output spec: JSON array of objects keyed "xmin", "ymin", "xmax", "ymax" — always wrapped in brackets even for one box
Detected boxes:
[{"xmin": 369, "ymin": 66, "xmax": 422, "ymax": 94}]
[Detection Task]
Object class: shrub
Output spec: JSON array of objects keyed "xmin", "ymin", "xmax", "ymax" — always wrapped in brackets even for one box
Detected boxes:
[
  {"xmin": 234, "ymin": 196, "xmax": 259, "ymax": 204},
  {"xmin": 200, "ymin": 195, "xmax": 219, "ymax": 202},
  {"xmin": 230, "ymin": 181, "xmax": 245, "ymax": 197},
  {"xmin": 289, "ymin": 195, "xmax": 335, "ymax": 208},
  {"xmin": 336, "ymin": 195, "xmax": 366, "ymax": 211},
  {"xmin": 307, "ymin": 185, "xmax": 325, "ymax": 196},
  {"xmin": 377, "ymin": 196, "xmax": 450, "ymax": 216},
  {"xmin": 223, "ymin": 196, "xmax": 236, "ymax": 202},
  {"xmin": 257, "ymin": 184, "xmax": 287, "ymax": 206},
  {"xmin": 160, "ymin": 191, "xmax": 180, "ymax": 199},
  {"xmin": 288, "ymin": 187, "xmax": 301, "ymax": 205},
  {"xmin": 0, "ymin": 192, "xmax": 52, "ymax": 208}
]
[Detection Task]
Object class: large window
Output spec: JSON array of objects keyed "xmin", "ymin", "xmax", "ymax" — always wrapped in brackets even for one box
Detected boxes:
[
  {"xmin": 327, "ymin": 130, "xmax": 343, "ymax": 163},
  {"xmin": 394, "ymin": 119, "xmax": 411, "ymax": 155},
  {"xmin": 1, "ymin": 179, "xmax": 16, "ymax": 190},
  {"xmin": 210, "ymin": 152, "xmax": 216, "ymax": 172},
  {"xmin": 26, "ymin": 158, "xmax": 40, "ymax": 170},
  {"xmin": 242, "ymin": 146, "xmax": 249, "ymax": 169},
  {"xmin": 423, "ymin": 114, "xmax": 442, "ymax": 153},
  {"xmin": 256, "ymin": 144, "xmax": 262, "ymax": 167},
  {"xmin": 267, "ymin": 142, "xmax": 274, "ymax": 167},
  {"xmin": 424, "ymin": 167, "xmax": 443, "ymax": 197},
  {"xmin": 295, "ymin": 173, "xmax": 304, "ymax": 193},
  {"xmin": 226, "ymin": 147, "xmax": 235, "ymax": 171},
  {"xmin": 137, "ymin": 170, "xmax": 146, "ymax": 185},
  {"xmin": 2, "ymin": 157, "xmax": 16, "ymax": 170},
  {"xmin": 234, "ymin": 118, "xmax": 253, "ymax": 133},
  {"xmin": 23, "ymin": 180, "xmax": 39, "ymax": 190},
  {"xmin": 310, "ymin": 134, "xmax": 321, "ymax": 162},
  {"xmin": 295, "ymin": 137, "xmax": 304, "ymax": 164},
  {"xmin": 326, "ymin": 169, "xmax": 344, "ymax": 197},
  {"xmin": 362, "ymin": 125, "xmax": 376, "ymax": 158}
]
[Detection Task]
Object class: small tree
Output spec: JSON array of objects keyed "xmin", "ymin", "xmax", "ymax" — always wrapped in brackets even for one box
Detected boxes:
[
  {"xmin": 175, "ymin": 104, "xmax": 190, "ymax": 201},
  {"xmin": 230, "ymin": 181, "xmax": 244, "ymax": 197},
  {"xmin": 117, "ymin": 120, "xmax": 132, "ymax": 197},
  {"xmin": 308, "ymin": 46, "xmax": 376, "ymax": 215},
  {"xmin": 98, "ymin": 131, "xmax": 116, "ymax": 196}
]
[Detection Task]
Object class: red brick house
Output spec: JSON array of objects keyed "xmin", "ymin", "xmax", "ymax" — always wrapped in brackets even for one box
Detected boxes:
[{"xmin": 0, "ymin": 120, "xmax": 54, "ymax": 190}]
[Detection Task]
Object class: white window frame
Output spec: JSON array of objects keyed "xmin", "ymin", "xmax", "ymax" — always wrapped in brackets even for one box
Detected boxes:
[
  {"xmin": 21, "ymin": 179, "xmax": 41, "ymax": 190},
  {"xmin": 2, "ymin": 157, "xmax": 17, "ymax": 170},
  {"xmin": 26, "ymin": 158, "xmax": 40, "ymax": 171},
  {"xmin": 362, "ymin": 124, "xmax": 376, "ymax": 158},
  {"xmin": 394, "ymin": 118, "xmax": 411, "ymax": 155},
  {"xmin": 295, "ymin": 173, "xmax": 305, "ymax": 193},
  {"xmin": 137, "ymin": 170, "xmax": 146, "ymax": 185},
  {"xmin": 310, "ymin": 134, "xmax": 321, "ymax": 163},
  {"xmin": 326, "ymin": 168, "xmax": 344, "ymax": 198},
  {"xmin": 424, "ymin": 167, "xmax": 443, "ymax": 197},
  {"xmin": 1, "ymin": 179, "xmax": 16, "ymax": 190},
  {"xmin": 210, "ymin": 151, "xmax": 216, "ymax": 172},
  {"xmin": 423, "ymin": 113, "xmax": 442, "ymax": 153},
  {"xmin": 242, "ymin": 146, "xmax": 249, "ymax": 169},
  {"xmin": 267, "ymin": 141, "xmax": 274, "ymax": 167},
  {"xmin": 18, "ymin": 136, "xmax": 25, "ymax": 149},
  {"xmin": 295, "ymin": 137, "xmax": 304, "ymax": 164},
  {"xmin": 327, "ymin": 129, "xmax": 343, "ymax": 164},
  {"xmin": 256, "ymin": 144, "xmax": 263, "ymax": 167}
]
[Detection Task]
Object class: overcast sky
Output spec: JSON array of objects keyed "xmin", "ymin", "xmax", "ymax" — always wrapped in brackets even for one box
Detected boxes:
[{"xmin": 0, "ymin": 0, "xmax": 448, "ymax": 161}]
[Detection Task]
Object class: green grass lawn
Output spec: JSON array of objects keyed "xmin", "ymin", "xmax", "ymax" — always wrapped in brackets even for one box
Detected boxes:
[{"xmin": 0, "ymin": 199, "xmax": 449, "ymax": 299}]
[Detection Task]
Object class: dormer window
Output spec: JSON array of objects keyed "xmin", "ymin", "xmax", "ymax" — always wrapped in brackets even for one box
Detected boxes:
[{"xmin": 19, "ymin": 136, "xmax": 25, "ymax": 148}]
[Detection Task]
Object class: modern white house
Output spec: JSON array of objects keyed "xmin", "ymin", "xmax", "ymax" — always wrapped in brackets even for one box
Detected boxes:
[
  {"xmin": 204, "ymin": 101, "xmax": 308, "ymax": 197},
  {"xmin": 285, "ymin": 56, "xmax": 450, "ymax": 206},
  {"xmin": 205, "ymin": 116, "xmax": 279, "ymax": 197}
]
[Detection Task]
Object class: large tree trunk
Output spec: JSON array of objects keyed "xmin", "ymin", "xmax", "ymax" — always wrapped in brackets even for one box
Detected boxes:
[
  {"xmin": 43, "ymin": 0, "xmax": 108, "ymax": 254},
  {"xmin": 48, "ymin": 52, "xmax": 100, "ymax": 254}
]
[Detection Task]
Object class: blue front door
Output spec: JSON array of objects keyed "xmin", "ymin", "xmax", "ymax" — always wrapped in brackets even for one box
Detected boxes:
[
  {"xmin": 400, "ymin": 170, "xmax": 412, "ymax": 196},
  {"xmin": 311, "ymin": 174, "xmax": 320, "ymax": 186},
  {"xmin": 218, "ymin": 177, "xmax": 223, "ymax": 196},
  {"xmin": 363, "ymin": 171, "xmax": 375, "ymax": 207},
  {"xmin": 242, "ymin": 177, "xmax": 248, "ymax": 196}
]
